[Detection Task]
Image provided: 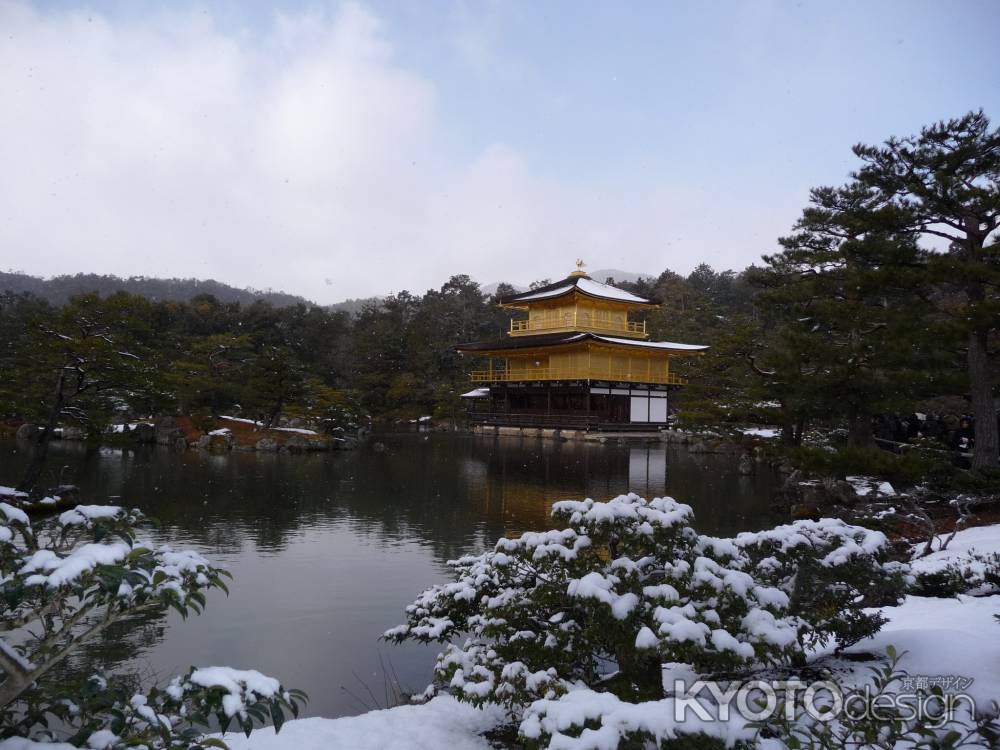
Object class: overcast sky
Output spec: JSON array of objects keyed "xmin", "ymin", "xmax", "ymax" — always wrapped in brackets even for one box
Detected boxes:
[{"xmin": 1, "ymin": 1, "xmax": 998, "ymax": 303}]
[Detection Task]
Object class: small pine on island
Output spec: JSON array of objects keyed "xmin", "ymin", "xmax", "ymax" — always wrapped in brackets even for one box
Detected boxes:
[{"xmin": 457, "ymin": 263, "xmax": 707, "ymax": 429}]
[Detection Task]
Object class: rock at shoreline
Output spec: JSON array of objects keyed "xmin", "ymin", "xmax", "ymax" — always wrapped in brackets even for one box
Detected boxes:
[
  {"xmin": 15, "ymin": 423, "xmax": 39, "ymax": 441},
  {"xmin": 156, "ymin": 427, "xmax": 184, "ymax": 445},
  {"xmin": 776, "ymin": 460, "xmax": 796, "ymax": 475},
  {"xmin": 284, "ymin": 435, "xmax": 310, "ymax": 453},
  {"xmin": 197, "ymin": 431, "xmax": 233, "ymax": 453},
  {"xmin": 776, "ymin": 472, "xmax": 862, "ymax": 514},
  {"xmin": 256, "ymin": 437, "xmax": 279, "ymax": 453},
  {"xmin": 660, "ymin": 429, "xmax": 690, "ymax": 445}
]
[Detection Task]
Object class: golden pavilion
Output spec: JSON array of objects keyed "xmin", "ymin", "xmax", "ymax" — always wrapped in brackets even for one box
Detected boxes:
[{"xmin": 457, "ymin": 262, "xmax": 708, "ymax": 428}]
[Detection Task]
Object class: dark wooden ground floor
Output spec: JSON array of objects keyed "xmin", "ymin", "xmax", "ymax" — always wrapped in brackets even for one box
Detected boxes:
[{"xmin": 465, "ymin": 381, "xmax": 676, "ymax": 429}]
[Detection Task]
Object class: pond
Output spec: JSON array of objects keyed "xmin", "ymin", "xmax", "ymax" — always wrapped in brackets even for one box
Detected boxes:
[{"xmin": 0, "ymin": 432, "xmax": 779, "ymax": 718}]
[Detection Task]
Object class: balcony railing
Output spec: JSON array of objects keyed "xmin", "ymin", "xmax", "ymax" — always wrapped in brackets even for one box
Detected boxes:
[
  {"xmin": 469, "ymin": 414, "xmax": 670, "ymax": 430},
  {"xmin": 509, "ymin": 317, "xmax": 646, "ymax": 336},
  {"xmin": 469, "ymin": 367, "xmax": 686, "ymax": 385}
]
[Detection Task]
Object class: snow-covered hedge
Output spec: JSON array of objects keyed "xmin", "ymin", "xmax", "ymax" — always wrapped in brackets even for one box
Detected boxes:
[{"xmin": 387, "ymin": 493, "xmax": 908, "ymax": 712}]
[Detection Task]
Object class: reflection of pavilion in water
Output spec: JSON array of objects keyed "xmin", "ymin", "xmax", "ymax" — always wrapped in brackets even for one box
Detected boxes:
[{"xmin": 461, "ymin": 438, "xmax": 670, "ymax": 536}]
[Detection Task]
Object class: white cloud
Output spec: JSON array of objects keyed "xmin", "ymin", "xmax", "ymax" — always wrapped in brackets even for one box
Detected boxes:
[{"xmin": 0, "ymin": 1, "xmax": 798, "ymax": 303}]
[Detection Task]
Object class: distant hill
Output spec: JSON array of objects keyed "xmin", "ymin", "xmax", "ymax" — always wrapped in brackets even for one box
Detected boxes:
[
  {"xmin": 587, "ymin": 268, "xmax": 655, "ymax": 285},
  {"xmin": 480, "ymin": 281, "xmax": 527, "ymax": 296},
  {"xmin": 328, "ymin": 296, "xmax": 382, "ymax": 315},
  {"xmin": 0, "ymin": 268, "xmax": 656, "ymax": 312},
  {"xmin": 0, "ymin": 271, "xmax": 314, "ymax": 308}
]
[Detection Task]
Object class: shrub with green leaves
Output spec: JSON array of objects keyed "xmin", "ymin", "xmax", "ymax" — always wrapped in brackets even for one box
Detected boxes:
[
  {"xmin": 0, "ymin": 501, "xmax": 305, "ymax": 748},
  {"xmin": 387, "ymin": 494, "xmax": 907, "ymax": 710}
]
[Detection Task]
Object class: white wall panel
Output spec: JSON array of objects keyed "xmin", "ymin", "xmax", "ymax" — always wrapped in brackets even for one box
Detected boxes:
[
  {"xmin": 649, "ymin": 397, "xmax": 667, "ymax": 422},
  {"xmin": 630, "ymin": 396, "xmax": 649, "ymax": 422}
]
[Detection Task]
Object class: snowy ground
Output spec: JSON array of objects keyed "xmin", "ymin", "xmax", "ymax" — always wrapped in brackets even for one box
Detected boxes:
[
  {"xmin": 740, "ymin": 426, "xmax": 780, "ymax": 438},
  {"xmin": 219, "ymin": 695, "xmax": 503, "ymax": 750},
  {"xmin": 108, "ymin": 422, "xmax": 154, "ymax": 434},
  {"xmin": 911, "ymin": 524, "xmax": 1000, "ymax": 578},
  {"xmin": 218, "ymin": 416, "xmax": 318, "ymax": 435},
  {"xmin": 216, "ymin": 523, "xmax": 1000, "ymax": 749},
  {"xmin": 837, "ymin": 592, "xmax": 1000, "ymax": 704}
]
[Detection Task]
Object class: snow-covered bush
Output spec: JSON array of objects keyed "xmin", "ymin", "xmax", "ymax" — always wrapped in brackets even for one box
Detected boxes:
[
  {"xmin": 519, "ymin": 646, "xmax": 1000, "ymax": 750},
  {"xmin": 387, "ymin": 494, "xmax": 906, "ymax": 711},
  {"xmin": 734, "ymin": 518, "xmax": 910, "ymax": 654},
  {"xmin": 913, "ymin": 551, "xmax": 1000, "ymax": 598},
  {"xmin": 518, "ymin": 687, "xmax": 756, "ymax": 750},
  {"xmin": 0, "ymin": 501, "xmax": 304, "ymax": 747}
]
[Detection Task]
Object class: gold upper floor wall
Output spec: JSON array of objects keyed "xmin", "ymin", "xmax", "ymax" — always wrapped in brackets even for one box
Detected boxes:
[{"xmin": 507, "ymin": 295, "xmax": 649, "ymax": 339}]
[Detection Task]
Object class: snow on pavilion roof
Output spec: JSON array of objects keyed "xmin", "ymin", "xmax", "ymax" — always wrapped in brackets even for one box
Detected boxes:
[
  {"xmin": 499, "ymin": 275, "xmax": 658, "ymax": 306},
  {"xmin": 459, "ymin": 387, "xmax": 490, "ymax": 398},
  {"xmin": 455, "ymin": 331, "xmax": 707, "ymax": 354},
  {"xmin": 591, "ymin": 335, "xmax": 708, "ymax": 351}
]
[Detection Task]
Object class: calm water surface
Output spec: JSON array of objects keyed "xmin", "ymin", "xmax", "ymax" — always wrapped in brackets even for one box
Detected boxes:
[{"xmin": 1, "ymin": 432, "xmax": 778, "ymax": 718}]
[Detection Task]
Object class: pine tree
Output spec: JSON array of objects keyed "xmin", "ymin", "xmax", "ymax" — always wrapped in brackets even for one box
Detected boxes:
[
  {"xmin": 13, "ymin": 293, "xmax": 154, "ymax": 493},
  {"xmin": 752, "ymin": 183, "xmax": 939, "ymax": 447},
  {"xmin": 852, "ymin": 111, "xmax": 1000, "ymax": 467}
]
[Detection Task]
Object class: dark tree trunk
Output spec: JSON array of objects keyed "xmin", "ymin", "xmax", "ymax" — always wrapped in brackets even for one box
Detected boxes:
[
  {"xmin": 780, "ymin": 411, "xmax": 805, "ymax": 447},
  {"xmin": 780, "ymin": 404, "xmax": 797, "ymax": 447},
  {"xmin": 265, "ymin": 395, "xmax": 284, "ymax": 430},
  {"xmin": 780, "ymin": 418, "xmax": 796, "ymax": 447},
  {"xmin": 968, "ymin": 328, "xmax": 998, "ymax": 469},
  {"xmin": 18, "ymin": 370, "xmax": 67, "ymax": 494},
  {"xmin": 847, "ymin": 403, "xmax": 874, "ymax": 448}
]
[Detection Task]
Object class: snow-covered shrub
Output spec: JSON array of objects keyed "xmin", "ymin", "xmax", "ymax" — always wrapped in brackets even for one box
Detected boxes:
[
  {"xmin": 516, "ymin": 646, "xmax": 1000, "ymax": 750},
  {"xmin": 734, "ymin": 518, "xmax": 909, "ymax": 654},
  {"xmin": 0, "ymin": 501, "xmax": 305, "ymax": 747},
  {"xmin": 4, "ymin": 668, "xmax": 307, "ymax": 749},
  {"xmin": 519, "ymin": 688, "xmax": 756, "ymax": 750},
  {"xmin": 387, "ymin": 494, "xmax": 904, "ymax": 710},
  {"xmin": 913, "ymin": 551, "xmax": 1000, "ymax": 598}
]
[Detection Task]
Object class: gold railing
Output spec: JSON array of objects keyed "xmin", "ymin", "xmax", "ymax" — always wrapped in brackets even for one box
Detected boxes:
[
  {"xmin": 469, "ymin": 367, "xmax": 686, "ymax": 385},
  {"xmin": 509, "ymin": 317, "xmax": 646, "ymax": 336}
]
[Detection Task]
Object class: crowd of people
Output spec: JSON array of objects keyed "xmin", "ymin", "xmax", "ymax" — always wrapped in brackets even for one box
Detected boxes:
[{"xmin": 873, "ymin": 412, "xmax": 988, "ymax": 454}]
